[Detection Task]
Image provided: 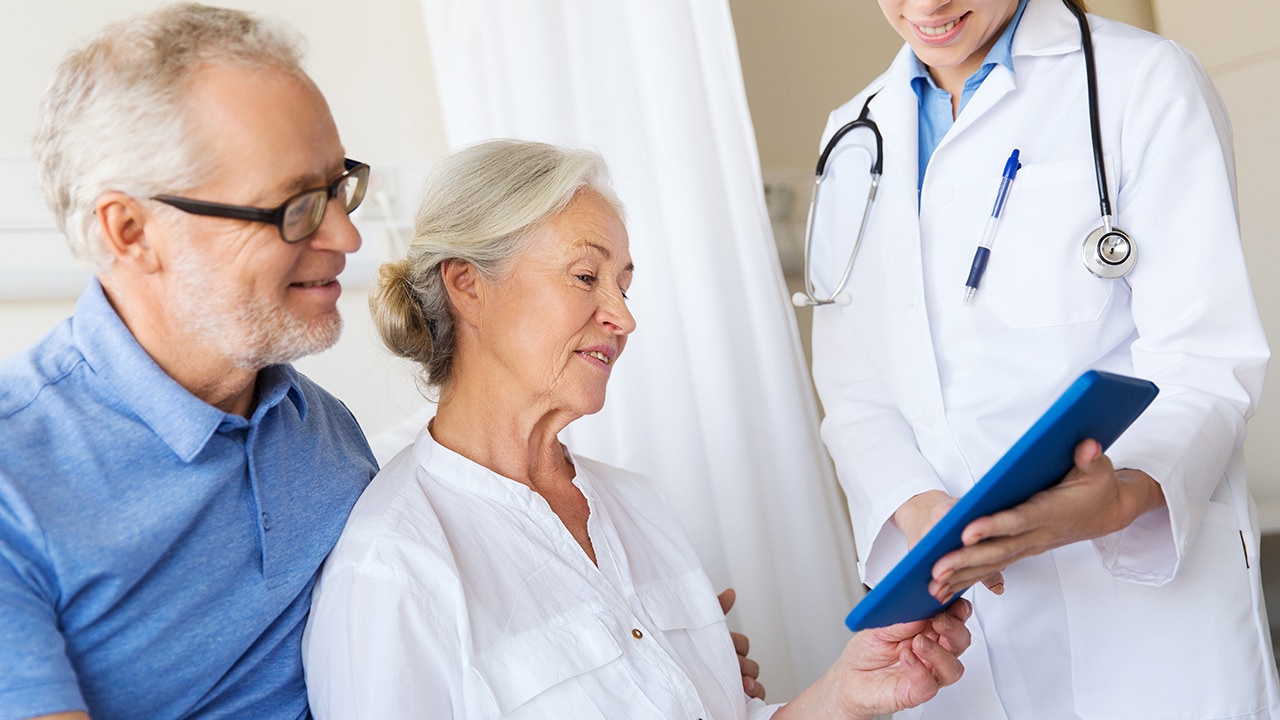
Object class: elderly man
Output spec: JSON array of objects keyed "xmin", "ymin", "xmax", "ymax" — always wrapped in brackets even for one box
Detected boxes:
[
  {"xmin": 0, "ymin": 4, "xmax": 378, "ymax": 718},
  {"xmin": 2, "ymin": 5, "xmax": 775, "ymax": 719}
]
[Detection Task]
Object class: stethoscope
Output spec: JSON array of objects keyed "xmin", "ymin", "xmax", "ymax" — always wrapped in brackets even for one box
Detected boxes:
[{"xmin": 793, "ymin": 0, "xmax": 1136, "ymax": 308}]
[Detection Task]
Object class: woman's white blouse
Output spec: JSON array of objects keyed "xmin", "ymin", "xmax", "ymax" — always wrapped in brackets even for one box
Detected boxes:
[{"xmin": 302, "ymin": 427, "xmax": 778, "ymax": 720}]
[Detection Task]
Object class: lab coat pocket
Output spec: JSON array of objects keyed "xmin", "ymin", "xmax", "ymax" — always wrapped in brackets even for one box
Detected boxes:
[
  {"xmin": 1059, "ymin": 500, "xmax": 1270, "ymax": 719},
  {"xmin": 475, "ymin": 613, "xmax": 622, "ymax": 716},
  {"xmin": 981, "ymin": 157, "xmax": 1117, "ymax": 329}
]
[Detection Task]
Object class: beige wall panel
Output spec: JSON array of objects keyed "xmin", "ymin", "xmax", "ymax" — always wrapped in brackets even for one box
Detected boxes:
[
  {"xmin": 730, "ymin": 0, "xmax": 901, "ymax": 171},
  {"xmin": 1152, "ymin": 0, "xmax": 1280, "ymax": 69},
  {"xmin": 1090, "ymin": 0, "xmax": 1155, "ymax": 30}
]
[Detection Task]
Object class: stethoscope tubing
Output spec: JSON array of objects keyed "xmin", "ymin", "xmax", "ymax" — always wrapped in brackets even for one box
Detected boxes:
[
  {"xmin": 795, "ymin": 97, "xmax": 882, "ymax": 308},
  {"xmin": 1067, "ymin": 0, "xmax": 1115, "ymax": 229},
  {"xmin": 794, "ymin": 0, "xmax": 1132, "ymax": 307},
  {"xmin": 799, "ymin": 167, "xmax": 880, "ymax": 307}
]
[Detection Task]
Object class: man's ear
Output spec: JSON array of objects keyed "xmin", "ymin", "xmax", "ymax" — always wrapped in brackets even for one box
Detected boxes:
[
  {"xmin": 440, "ymin": 258, "xmax": 485, "ymax": 327},
  {"xmin": 96, "ymin": 192, "xmax": 159, "ymax": 273}
]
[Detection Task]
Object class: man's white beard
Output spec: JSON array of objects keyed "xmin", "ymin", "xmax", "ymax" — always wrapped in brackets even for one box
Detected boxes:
[{"xmin": 168, "ymin": 242, "xmax": 343, "ymax": 370}]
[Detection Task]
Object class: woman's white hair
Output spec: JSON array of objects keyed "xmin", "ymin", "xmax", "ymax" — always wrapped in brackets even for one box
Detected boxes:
[
  {"xmin": 371, "ymin": 139, "xmax": 624, "ymax": 391},
  {"xmin": 32, "ymin": 2, "xmax": 308, "ymax": 270}
]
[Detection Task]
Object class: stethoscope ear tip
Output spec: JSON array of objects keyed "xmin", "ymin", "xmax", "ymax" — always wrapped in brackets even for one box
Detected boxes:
[{"xmin": 791, "ymin": 291, "xmax": 853, "ymax": 307}]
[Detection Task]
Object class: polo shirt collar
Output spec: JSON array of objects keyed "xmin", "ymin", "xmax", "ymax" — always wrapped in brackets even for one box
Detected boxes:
[{"xmin": 72, "ymin": 279, "xmax": 307, "ymax": 462}]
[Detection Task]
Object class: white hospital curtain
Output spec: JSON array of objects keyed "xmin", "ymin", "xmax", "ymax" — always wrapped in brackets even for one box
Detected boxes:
[{"xmin": 419, "ymin": 0, "xmax": 860, "ymax": 699}]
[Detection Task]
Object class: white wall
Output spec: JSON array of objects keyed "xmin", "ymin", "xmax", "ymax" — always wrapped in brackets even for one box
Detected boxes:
[{"xmin": 0, "ymin": 0, "xmax": 445, "ymax": 441}]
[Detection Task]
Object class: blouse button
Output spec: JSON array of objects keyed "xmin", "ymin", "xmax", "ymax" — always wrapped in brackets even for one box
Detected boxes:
[{"xmin": 631, "ymin": 628, "xmax": 644, "ymax": 639}]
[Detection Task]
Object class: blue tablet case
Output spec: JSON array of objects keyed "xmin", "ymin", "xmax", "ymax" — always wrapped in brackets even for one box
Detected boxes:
[{"xmin": 844, "ymin": 369, "xmax": 1159, "ymax": 632}]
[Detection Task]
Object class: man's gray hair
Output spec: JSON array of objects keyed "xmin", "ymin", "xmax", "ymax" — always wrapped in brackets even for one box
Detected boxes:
[{"xmin": 32, "ymin": 2, "xmax": 309, "ymax": 269}]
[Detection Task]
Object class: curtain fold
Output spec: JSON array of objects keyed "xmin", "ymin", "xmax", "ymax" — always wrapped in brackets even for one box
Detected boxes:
[{"xmin": 419, "ymin": 0, "xmax": 860, "ymax": 699}]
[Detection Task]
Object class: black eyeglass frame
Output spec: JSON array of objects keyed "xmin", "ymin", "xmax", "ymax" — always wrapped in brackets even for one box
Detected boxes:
[{"xmin": 152, "ymin": 157, "xmax": 370, "ymax": 243}]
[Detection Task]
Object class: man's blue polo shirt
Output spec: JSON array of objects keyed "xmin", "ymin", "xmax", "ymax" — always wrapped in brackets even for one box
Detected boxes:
[{"xmin": 0, "ymin": 280, "xmax": 377, "ymax": 719}]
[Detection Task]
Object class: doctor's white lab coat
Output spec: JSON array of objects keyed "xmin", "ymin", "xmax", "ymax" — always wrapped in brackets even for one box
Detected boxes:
[{"xmin": 810, "ymin": 1, "xmax": 1280, "ymax": 718}]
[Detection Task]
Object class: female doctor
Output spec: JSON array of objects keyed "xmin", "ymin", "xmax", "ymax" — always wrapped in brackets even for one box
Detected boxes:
[{"xmin": 807, "ymin": 0, "xmax": 1280, "ymax": 717}]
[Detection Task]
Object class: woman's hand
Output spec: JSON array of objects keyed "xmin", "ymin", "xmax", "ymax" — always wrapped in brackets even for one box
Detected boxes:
[
  {"xmin": 718, "ymin": 588, "xmax": 766, "ymax": 700},
  {"xmin": 774, "ymin": 600, "xmax": 972, "ymax": 720},
  {"xmin": 929, "ymin": 439, "xmax": 1165, "ymax": 603}
]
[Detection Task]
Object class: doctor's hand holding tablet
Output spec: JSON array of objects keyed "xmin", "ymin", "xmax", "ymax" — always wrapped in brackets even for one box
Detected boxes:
[
  {"xmin": 898, "ymin": 436, "xmax": 1167, "ymax": 604},
  {"xmin": 924, "ymin": 438, "xmax": 1167, "ymax": 602},
  {"xmin": 806, "ymin": 0, "xmax": 1279, "ymax": 717}
]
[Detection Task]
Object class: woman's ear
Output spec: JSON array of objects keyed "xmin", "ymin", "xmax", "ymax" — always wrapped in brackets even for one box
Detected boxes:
[
  {"xmin": 96, "ymin": 192, "xmax": 159, "ymax": 273},
  {"xmin": 440, "ymin": 258, "xmax": 485, "ymax": 327}
]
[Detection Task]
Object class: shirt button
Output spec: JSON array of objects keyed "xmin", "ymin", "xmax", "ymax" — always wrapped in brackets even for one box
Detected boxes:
[
  {"xmin": 920, "ymin": 405, "xmax": 937, "ymax": 429},
  {"xmin": 262, "ymin": 512, "xmax": 272, "ymax": 531},
  {"xmin": 631, "ymin": 628, "xmax": 644, "ymax": 639}
]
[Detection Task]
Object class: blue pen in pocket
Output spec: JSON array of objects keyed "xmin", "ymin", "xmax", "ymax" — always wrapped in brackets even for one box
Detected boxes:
[{"xmin": 964, "ymin": 148, "xmax": 1022, "ymax": 305}]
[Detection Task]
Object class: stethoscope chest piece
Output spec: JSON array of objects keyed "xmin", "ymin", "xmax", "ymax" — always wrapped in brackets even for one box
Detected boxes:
[{"xmin": 1082, "ymin": 223, "xmax": 1136, "ymax": 278}]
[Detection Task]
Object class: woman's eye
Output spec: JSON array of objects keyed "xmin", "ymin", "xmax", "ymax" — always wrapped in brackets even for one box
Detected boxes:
[{"xmin": 576, "ymin": 274, "xmax": 597, "ymax": 286}]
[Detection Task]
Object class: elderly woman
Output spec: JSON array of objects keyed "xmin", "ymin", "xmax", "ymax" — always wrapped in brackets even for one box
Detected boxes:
[{"xmin": 301, "ymin": 139, "xmax": 971, "ymax": 719}]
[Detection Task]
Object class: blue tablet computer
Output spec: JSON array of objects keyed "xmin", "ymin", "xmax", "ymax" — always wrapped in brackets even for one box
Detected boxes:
[{"xmin": 844, "ymin": 369, "xmax": 1159, "ymax": 632}]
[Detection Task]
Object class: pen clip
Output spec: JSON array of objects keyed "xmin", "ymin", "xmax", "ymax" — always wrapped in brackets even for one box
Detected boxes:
[{"xmin": 991, "ymin": 149, "xmax": 1021, "ymax": 218}]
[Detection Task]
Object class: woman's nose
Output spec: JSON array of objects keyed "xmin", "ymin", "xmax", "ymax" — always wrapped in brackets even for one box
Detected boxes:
[{"xmin": 600, "ymin": 290, "xmax": 636, "ymax": 335}]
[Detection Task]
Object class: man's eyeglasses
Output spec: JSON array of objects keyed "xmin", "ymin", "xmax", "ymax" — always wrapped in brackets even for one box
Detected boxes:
[{"xmin": 152, "ymin": 158, "xmax": 370, "ymax": 243}]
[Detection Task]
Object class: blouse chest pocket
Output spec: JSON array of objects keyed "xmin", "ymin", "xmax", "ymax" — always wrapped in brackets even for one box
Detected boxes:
[
  {"xmin": 635, "ymin": 577, "xmax": 742, "ymax": 709},
  {"xmin": 637, "ymin": 580, "xmax": 726, "ymax": 633},
  {"xmin": 474, "ymin": 613, "xmax": 622, "ymax": 716},
  {"xmin": 978, "ymin": 156, "xmax": 1121, "ymax": 329}
]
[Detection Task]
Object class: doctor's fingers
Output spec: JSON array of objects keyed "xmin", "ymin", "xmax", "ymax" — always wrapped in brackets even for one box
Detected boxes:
[
  {"xmin": 958, "ymin": 440, "xmax": 1117, "ymax": 547},
  {"xmin": 959, "ymin": 474, "xmax": 1120, "ymax": 552},
  {"xmin": 931, "ymin": 532, "xmax": 1053, "ymax": 598},
  {"xmin": 929, "ymin": 568, "xmax": 1005, "ymax": 605}
]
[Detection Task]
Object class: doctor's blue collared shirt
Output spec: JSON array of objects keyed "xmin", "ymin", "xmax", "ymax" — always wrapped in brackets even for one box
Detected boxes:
[{"xmin": 911, "ymin": 0, "xmax": 1031, "ymax": 190}]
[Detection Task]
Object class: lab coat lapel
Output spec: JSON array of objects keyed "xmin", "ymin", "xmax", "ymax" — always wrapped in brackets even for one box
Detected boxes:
[
  {"xmin": 862, "ymin": 54, "xmax": 949, "ymax": 417},
  {"xmin": 1014, "ymin": 0, "xmax": 1082, "ymax": 58},
  {"xmin": 946, "ymin": 67, "xmax": 1013, "ymax": 144},
  {"xmin": 942, "ymin": 0, "xmax": 1080, "ymax": 148}
]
